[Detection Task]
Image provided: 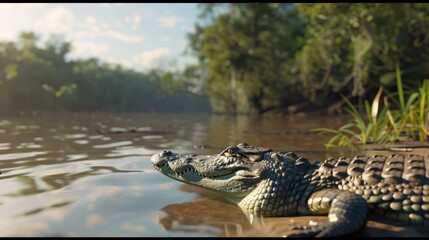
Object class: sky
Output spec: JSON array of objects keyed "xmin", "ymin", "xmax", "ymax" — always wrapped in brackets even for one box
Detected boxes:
[{"xmin": 0, "ymin": 3, "xmax": 200, "ymax": 72}]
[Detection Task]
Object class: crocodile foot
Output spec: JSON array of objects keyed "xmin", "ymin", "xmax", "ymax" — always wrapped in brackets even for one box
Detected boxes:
[
  {"xmin": 285, "ymin": 189, "xmax": 368, "ymax": 237},
  {"xmin": 285, "ymin": 221, "xmax": 350, "ymax": 237}
]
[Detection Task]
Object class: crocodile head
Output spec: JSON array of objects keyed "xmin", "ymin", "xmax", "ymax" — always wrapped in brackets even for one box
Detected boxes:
[{"xmin": 151, "ymin": 142, "xmax": 308, "ymax": 216}]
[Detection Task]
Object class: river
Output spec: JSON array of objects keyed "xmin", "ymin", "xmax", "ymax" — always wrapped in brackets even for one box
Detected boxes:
[{"xmin": 0, "ymin": 112, "xmax": 427, "ymax": 237}]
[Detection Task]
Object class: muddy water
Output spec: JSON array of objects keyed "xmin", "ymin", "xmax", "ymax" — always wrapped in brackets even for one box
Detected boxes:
[{"xmin": 0, "ymin": 112, "xmax": 427, "ymax": 237}]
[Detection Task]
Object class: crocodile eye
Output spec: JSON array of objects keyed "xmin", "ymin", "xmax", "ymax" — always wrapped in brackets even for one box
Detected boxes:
[{"xmin": 227, "ymin": 147, "xmax": 236, "ymax": 154}]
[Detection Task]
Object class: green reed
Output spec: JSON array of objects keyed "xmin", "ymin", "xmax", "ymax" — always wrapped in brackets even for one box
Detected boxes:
[{"xmin": 314, "ymin": 64, "xmax": 429, "ymax": 149}]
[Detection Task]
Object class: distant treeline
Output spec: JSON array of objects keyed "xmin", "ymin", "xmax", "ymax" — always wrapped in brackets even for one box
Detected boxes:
[{"xmin": 0, "ymin": 32, "xmax": 210, "ymax": 113}]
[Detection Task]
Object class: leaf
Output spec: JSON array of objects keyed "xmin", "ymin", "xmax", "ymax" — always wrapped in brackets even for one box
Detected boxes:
[
  {"xmin": 379, "ymin": 72, "xmax": 396, "ymax": 85},
  {"xmin": 371, "ymin": 87, "xmax": 383, "ymax": 124},
  {"xmin": 5, "ymin": 63, "xmax": 18, "ymax": 80},
  {"xmin": 42, "ymin": 84, "xmax": 56, "ymax": 94},
  {"xmin": 396, "ymin": 63, "xmax": 406, "ymax": 112}
]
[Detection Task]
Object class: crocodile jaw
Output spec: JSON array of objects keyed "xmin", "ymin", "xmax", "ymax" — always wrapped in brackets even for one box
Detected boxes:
[{"xmin": 151, "ymin": 151, "xmax": 260, "ymax": 198}]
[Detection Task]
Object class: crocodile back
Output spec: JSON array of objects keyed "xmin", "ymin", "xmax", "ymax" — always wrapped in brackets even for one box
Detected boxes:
[{"xmin": 314, "ymin": 154, "xmax": 428, "ymax": 186}]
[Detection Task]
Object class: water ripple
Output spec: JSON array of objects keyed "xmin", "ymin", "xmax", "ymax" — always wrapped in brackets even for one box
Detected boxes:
[
  {"xmin": 0, "ymin": 143, "xmax": 11, "ymax": 150},
  {"xmin": 64, "ymin": 134, "xmax": 87, "ymax": 139},
  {"xmin": 93, "ymin": 141, "xmax": 133, "ymax": 149},
  {"xmin": 0, "ymin": 151, "xmax": 47, "ymax": 161}
]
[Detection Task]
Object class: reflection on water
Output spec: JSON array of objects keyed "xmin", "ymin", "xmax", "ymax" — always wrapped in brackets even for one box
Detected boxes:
[
  {"xmin": 0, "ymin": 112, "xmax": 427, "ymax": 237},
  {"xmin": 159, "ymin": 197, "xmax": 251, "ymax": 236}
]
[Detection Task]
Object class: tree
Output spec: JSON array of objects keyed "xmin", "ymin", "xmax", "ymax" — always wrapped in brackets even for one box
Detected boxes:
[
  {"xmin": 188, "ymin": 3, "xmax": 306, "ymax": 114},
  {"xmin": 296, "ymin": 3, "xmax": 429, "ymax": 103}
]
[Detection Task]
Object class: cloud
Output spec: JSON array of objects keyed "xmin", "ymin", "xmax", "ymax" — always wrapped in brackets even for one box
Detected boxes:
[
  {"xmin": 131, "ymin": 15, "xmax": 141, "ymax": 31},
  {"xmin": 158, "ymin": 16, "xmax": 178, "ymax": 28},
  {"xmin": 124, "ymin": 15, "xmax": 142, "ymax": 31},
  {"xmin": 71, "ymin": 41, "xmax": 109, "ymax": 56},
  {"xmin": 124, "ymin": 15, "xmax": 141, "ymax": 24},
  {"xmin": 133, "ymin": 15, "xmax": 142, "ymax": 24},
  {"xmin": 0, "ymin": 32, "xmax": 14, "ymax": 41},
  {"xmin": 74, "ymin": 25, "xmax": 144, "ymax": 43},
  {"xmin": 114, "ymin": 21, "xmax": 123, "ymax": 28},
  {"xmin": 35, "ymin": 8, "xmax": 144, "ymax": 44},
  {"xmin": 36, "ymin": 6, "xmax": 75, "ymax": 32},
  {"xmin": 73, "ymin": 18, "xmax": 100, "ymax": 39},
  {"xmin": 104, "ymin": 30, "xmax": 144, "ymax": 43},
  {"xmin": 133, "ymin": 48, "xmax": 173, "ymax": 69},
  {"xmin": 0, "ymin": 3, "xmax": 47, "ymax": 11},
  {"xmin": 85, "ymin": 16, "xmax": 97, "ymax": 25}
]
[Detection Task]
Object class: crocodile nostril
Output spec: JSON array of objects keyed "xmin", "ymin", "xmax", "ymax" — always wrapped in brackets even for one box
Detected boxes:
[{"xmin": 162, "ymin": 150, "xmax": 172, "ymax": 156}]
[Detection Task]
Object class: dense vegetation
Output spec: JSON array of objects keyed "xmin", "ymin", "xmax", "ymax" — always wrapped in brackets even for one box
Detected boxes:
[
  {"xmin": 0, "ymin": 32, "xmax": 210, "ymax": 113},
  {"xmin": 1, "ymin": 3, "xmax": 429, "ymax": 116},
  {"xmin": 314, "ymin": 65, "xmax": 429, "ymax": 148},
  {"xmin": 182, "ymin": 3, "xmax": 429, "ymax": 114}
]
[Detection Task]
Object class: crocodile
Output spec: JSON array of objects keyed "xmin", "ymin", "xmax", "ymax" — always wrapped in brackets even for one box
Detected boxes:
[{"xmin": 151, "ymin": 142, "xmax": 429, "ymax": 237}]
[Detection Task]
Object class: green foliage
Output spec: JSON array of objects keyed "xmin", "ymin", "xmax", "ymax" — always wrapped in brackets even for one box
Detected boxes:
[
  {"xmin": 385, "ymin": 65, "xmax": 420, "ymax": 138},
  {"xmin": 313, "ymin": 91, "xmax": 398, "ymax": 149},
  {"xmin": 160, "ymin": 71, "xmax": 185, "ymax": 95},
  {"xmin": 296, "ymin": 3, "xmax": 429, "ymax": 102},
  {"xmin": 408, "ymin": 79, "xmax": 429, "ymax": 141},
  {"xmin": 4, "ymin": 63, "xmax": 18, "ymax": 80},
  {"xmin": 42, "ymin": 83, "xmax": 77, "ymax": 98},
  {"xmin": 188, "ymin": 3, "xmax": 429, "ymax": 113},
  {"xmin": 386, "ymin": 65, "xmax": 429, "ymax": 141},
  {"xmin": 314, "ymin": 65, "xmax": 429, "ymax": 149}
]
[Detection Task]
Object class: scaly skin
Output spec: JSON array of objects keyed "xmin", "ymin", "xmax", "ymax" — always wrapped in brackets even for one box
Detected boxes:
[{"xmin": 151, "ymin": 142, "xmax": 429, "ymax": 237}]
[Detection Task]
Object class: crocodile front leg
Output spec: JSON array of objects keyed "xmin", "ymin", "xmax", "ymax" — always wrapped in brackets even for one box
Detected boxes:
[{"xmin": 287, "ymin": 189, "xmax": 369, "ymax": 237}]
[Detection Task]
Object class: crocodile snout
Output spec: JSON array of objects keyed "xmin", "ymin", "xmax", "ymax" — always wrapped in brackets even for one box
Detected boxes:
[{"xmin": 151, "ymin": 150, "xmax": 173, "ymax": 167}]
